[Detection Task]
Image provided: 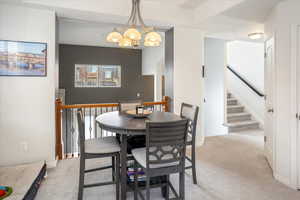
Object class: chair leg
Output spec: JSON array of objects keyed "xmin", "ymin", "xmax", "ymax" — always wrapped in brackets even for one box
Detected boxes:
[
  {"xmin": 165, "ymin": 175, "xmax": 170, "ymax": 200},
  {"xmin": 112, "ymin": 156, "xmax": 116, "ymax": 182},
  {"xmin": 78, "ymin": 156, "xmax": 85, "ymax": 200},
  {"xmin": 146, "ymin": 175, "xmax": 150, "ymax": 200},
  {"xmin": 191, "ymin": 144, "xmax": 197, "ymax": 185},
  {"xmin": 134, "ymin": 161, "xmax": 138, "ymax": 200},
  {"xmin": 115, "ymin": 154, "xmax": 120, "ymax": 200},
  {"xmin": 179, "ymin": 171, "xmax": 185, "ymax": 200}
]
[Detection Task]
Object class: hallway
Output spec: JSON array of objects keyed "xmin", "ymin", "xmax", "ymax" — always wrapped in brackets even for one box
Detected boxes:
[
  {"xmin": 36, "ymin": 130, "xmax": 300, "ymax": 200},
  {"xmin": 195, "ymin": 130, "xmax": 300, "ymax": 200}
]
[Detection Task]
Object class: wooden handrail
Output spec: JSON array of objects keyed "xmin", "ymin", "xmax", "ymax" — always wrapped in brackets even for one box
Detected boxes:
[
  {"xmin": 61, "ymin": 103, "xmax": 119, "ymax": 109},
  {"xmin": 59, "ymin": 100, "xmax": 169, "ymax": 110},
  {"xmin": 227, "ymin": 66, "xmax": 265, "ymax": 97},
  {"xmin": 55, "ymin": 96, "xmax": 170, "ymax": 160}
]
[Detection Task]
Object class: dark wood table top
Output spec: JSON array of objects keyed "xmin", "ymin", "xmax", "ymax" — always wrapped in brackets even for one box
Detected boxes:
[{"xmin": 96, "ymin": 111, "xmax": 182, "ymax": 135}]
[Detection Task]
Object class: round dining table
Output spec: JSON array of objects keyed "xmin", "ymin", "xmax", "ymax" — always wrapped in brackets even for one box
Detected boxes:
[{"xmin": 96, "ymin": 111, "xmax": 182, "ymax": 200}]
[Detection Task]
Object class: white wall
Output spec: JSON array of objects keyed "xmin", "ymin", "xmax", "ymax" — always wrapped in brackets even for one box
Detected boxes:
[
  {"xmin": 0, "ymin": 4, "xmax": 57, "ymax": 166},
  {"xmin": 264, "ymin": 0, "xmax": 300, "ymax": 189},
  {"xmin": 204, "ymin": 38, "xmax": 228, "ymax": 136},
  {"xmin": 173, "ymin": 27, "xmax": 205, "ymax": 146},
  {"xmin": 142, "ymin": 36, "xmax": 165, "ymax": 101},
  {"xmin": 227, "ymin": 41, "xmax": 265, "ymax": 125},
  {"xmin": 227, "ymin": 41, "xmax": 264, "ymax": 91},
  {"xmin": 59, "ymin": 19, "xmax": 123, "ymax": 48}
]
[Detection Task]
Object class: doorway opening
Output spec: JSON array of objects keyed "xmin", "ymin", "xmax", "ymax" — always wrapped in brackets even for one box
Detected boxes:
[{"xmin": 203, "ymin": 38, "xmax": 265, "ymax": 137}]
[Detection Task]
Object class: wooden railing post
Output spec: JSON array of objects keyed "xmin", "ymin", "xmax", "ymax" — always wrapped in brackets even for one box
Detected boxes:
[
  {"xmin": 163, "ymin": 96, "xmax": 170, "ymax": 112},
  {"xmin": 55, "ymin": 98, "xmax": 63, "ymax": 160}
]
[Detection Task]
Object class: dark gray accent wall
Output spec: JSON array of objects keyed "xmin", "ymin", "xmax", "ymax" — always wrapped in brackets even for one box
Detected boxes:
[
  {"xmin": 59, "ymin": 44, "xmax": 153, "ymax": 104},
  {"xmin": 165, "ymin": 28, "xmax": 174, "ymax": 112},
  {"xmin": 142, "ymin": 75, "xmax": 154, "ymax": 102}
]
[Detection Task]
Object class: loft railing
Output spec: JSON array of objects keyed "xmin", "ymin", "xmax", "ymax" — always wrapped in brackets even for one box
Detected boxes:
[
  {"xmin": 227, "ymin": 66, "xmax": 265, "ymax": 97},
  {"xmin": 55, "ymin": 96, "xmax": 170, "ymax": 160}
]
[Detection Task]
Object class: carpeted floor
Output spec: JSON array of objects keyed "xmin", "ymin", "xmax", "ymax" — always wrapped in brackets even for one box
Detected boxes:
[{"xmin": 36, "ymin": 130, "xmax": 300, "ymax": 200}]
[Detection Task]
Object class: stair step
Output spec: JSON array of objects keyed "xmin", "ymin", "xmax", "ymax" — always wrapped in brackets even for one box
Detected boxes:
[
  {"xmin": 227, "ymin": 98, "xmax": 238, "ymax": 105},
  {"xmin": 227, "ymin": 105, "xmax": 244, "ymax": 113},
  {"xmin": 227, "ymin": 120, "xmax": 260, "ymax": 132},
  {"xmin": 227, "ymin": 112, "xmax": 251, "ymax": 122}
]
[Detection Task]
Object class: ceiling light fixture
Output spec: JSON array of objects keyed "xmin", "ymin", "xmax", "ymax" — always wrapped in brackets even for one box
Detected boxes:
[
  {"xmin": 248, "ymin": 32, "xmax": 264, "ymax": 40},
  {"xmin": 106, "ymin": 0, "xmax": 162, "ymax": 48}
]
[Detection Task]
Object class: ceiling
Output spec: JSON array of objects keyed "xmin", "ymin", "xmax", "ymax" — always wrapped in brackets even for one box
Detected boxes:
[
  {"xmin": 199, "ymin": 15, "xmax": 265, "ymax": 42},
  {"xmin": 201, "ymin": 0, "xmax": 284, "ymax": 41},
  {"xmin": 144, "ymin": 0, "xmax": 208, "ymax": 9},
  {"xmin": 0, "ymin": 0, "xmax": 285, "ymax": 42},
  {"xmin": 221, "ymin": 0, "xmax": 284, "ymax": 23},
  {"xmin": 143, "ymin": 0, "xmax": 187, "ymax": 6}
]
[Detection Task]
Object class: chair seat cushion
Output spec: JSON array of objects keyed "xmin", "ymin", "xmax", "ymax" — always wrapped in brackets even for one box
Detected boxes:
[
  {"xmin": 132, "ymin": 147, "xmax": 179, "ymax": 169},
  {"xmin": 85, "ymin": 136, "xmax": 120, "ymax": 154},
  {"xmin": 187, "ymin": 135, "xmax": 192, "ymax": 143},
  {"xmin": 186, "ymin": 135, "xmax": 193, "ymax": 145}
]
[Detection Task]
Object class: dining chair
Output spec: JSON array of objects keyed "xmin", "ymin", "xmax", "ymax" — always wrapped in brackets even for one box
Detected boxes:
[
  {"xmin": 132, "ymin": 119, "xmax": 189, "ymax": 200},
  {"xmin": 180, "ymin": 103, "xmax": 199, "ymax": 185},
  {"xmin": 77, "ymin": 109, "xmax": 121, "ymax": 200},
  {"xmin": 118, "ymin": 101, "xmax": 146, "ymax": 153}
]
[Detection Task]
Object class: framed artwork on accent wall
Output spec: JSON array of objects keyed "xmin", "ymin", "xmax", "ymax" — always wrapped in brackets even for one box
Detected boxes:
[
  {"xmin": 74, "ymin": 64, "xmax": 121, "ymax": 88},
  {"xmin": 0, "ymin": 40, "xmax": 47, "ymax": 76}
]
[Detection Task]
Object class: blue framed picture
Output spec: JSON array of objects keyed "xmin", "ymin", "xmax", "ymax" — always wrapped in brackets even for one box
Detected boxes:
[{"xmin": 0, "ymin": 40, "xmax": 47, "ymax": 76}]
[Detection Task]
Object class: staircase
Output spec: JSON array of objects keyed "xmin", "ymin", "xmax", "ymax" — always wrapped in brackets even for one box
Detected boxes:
[{"xmin": 226, "ymin": 92, "xmax": 260, "ymax": 132}]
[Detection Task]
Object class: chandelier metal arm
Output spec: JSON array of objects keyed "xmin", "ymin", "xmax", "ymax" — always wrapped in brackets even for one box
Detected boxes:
[
  {"xmin": 126, "ymin": 0, "xmax": 146, "ymax": 28},
  {"xmin": 136, "ymin": 0, "xmax": 146, "ymax": 28},
  {"xmin": 127, "ymin": 0, "xmax": 135, "ymax": 26},
  {"xmin": 133, "ymin": 0, "xmax": 138, "ymax": 26}
]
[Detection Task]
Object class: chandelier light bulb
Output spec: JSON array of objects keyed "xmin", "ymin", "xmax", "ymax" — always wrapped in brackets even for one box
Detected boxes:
[
  {"xmin": 145, "ymin": 32, "xmax": 162, "ymax": 43},
  {"xmin": 144, "ymin": 40, "xmax": 160, "ymax": 47},
  {"xmin": 124, "ymin": 28, "xmax": 142, "ymax": 41},
  {"xmin": 119, "ymin": 37, "xmax": 132, "ymax": 47},
  {"xmin": 131, "ymin": 40, "xmax": 140, "ymax": 47},
  {"xmin": 106, "ymin": 31, "xmax": 123, "ymax": 43}
]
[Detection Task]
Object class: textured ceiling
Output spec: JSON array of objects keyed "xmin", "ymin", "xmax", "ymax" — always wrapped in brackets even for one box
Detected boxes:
[
  {"xmin": 0, "ymin": 0, "xmax": 284, "ymax": 42},
  {"xmin": 221, "ymin": 0, "xmax": 284, "ymax": 23},
  {"xmin": 143, "ymin": 0, "xmax": 208, "ymax": 9}
]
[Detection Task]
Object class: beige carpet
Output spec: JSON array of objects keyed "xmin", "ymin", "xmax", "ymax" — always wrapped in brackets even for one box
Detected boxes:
[
  {"xmin": 36, "ymin": 130, "xmax": 300, "ymax": 200},
  {"xmin": 193, "ymin": 130, "xmax": 300, "ymax": 200}
]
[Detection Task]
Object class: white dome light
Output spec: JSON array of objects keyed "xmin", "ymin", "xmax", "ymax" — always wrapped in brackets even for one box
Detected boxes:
[{"xmin": 248, "ymin": 32, "xmax": 264, "ymax": 40}]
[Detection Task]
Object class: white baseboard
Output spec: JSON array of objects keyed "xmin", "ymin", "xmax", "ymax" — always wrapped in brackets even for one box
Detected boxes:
[
  {"xmin": 205, "ymin": 126, "xmax": 228, "ymax": 137},
  {"xmin": 274, "ymin": 173, "xmax": 298, "ymax": 190}
]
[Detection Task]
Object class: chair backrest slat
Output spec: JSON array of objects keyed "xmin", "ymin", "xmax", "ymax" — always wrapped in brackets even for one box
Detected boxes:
[
  {"xmin": 180, "ymin": 103, "xmax": 199, "ymax": 141},
  {"xmin": 146, "ymin": 120, "xmax": 188, "ymax": 168}
]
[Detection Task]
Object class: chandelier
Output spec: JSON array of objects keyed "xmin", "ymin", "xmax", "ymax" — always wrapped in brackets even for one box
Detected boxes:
[{"xmin": 106, "ymin": 0, "xmax": 162, "ymax": 47}]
